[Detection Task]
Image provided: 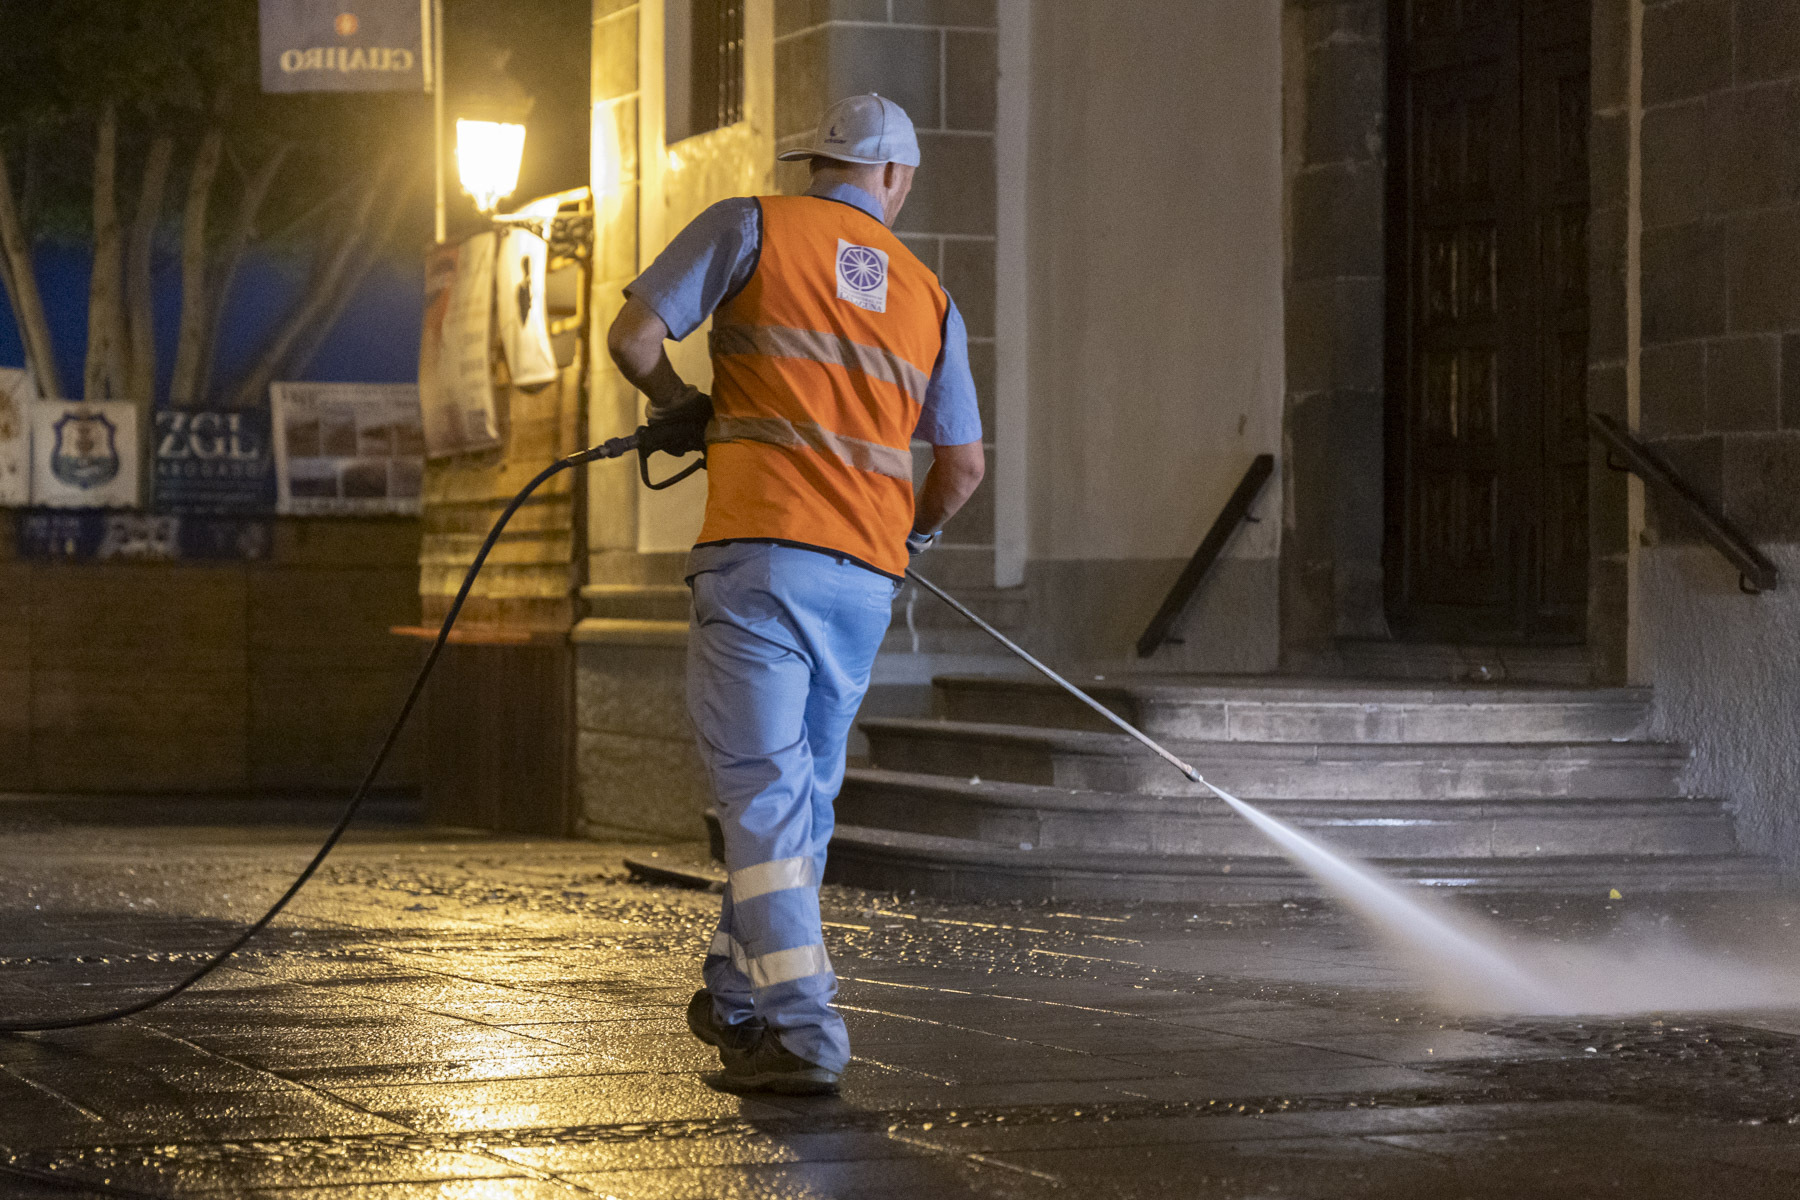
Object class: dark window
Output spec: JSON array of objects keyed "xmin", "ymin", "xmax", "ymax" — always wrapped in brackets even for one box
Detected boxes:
[{"xmin": 666, "ymin": 0, "xmax": 743, "ymax": 143}]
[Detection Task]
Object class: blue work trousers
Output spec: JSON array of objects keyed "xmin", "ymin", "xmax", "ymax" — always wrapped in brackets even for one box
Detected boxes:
[{"xmin": 686, "ymin": 541, "xmax": 896, "ymax": 1073}]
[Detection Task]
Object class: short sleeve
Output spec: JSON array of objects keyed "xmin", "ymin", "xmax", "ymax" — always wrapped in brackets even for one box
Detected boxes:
[
  {"xmin": 624, "ymin": 198, "xmax": 762, "ymax": 340},
  {"xmin": 914, "ymin": 296, "xmax": 984, "ymax": 447}
]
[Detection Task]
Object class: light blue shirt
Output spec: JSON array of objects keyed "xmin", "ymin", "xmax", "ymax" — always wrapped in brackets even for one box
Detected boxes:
[{"xmin": 626, "ymin": 182, "xmax": 983, "ymax": 448}]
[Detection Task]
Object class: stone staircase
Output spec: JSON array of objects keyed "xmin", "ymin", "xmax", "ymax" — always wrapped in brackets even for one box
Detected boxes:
[{"xmin": 824, "ymin": 675, "xmax": 1779, "ymax": 901}]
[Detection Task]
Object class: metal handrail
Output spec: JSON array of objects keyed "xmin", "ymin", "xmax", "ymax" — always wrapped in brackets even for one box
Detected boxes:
[
  {"xmin": 1136, "ymin": 453, "xmax": 1275, "ymax": 657},
  {"xmin": 1589, "ymin": 412, "xmax": 1778, "ymax": 594}
]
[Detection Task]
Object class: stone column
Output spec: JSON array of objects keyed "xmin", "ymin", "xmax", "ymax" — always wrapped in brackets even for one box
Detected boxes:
[
  {"xmin": 589, "ymin": 0, "xmax": 645, "ymax": 587},
  {"xmin": 1279, "ymin": 0, "xmax": 1389, "ymax": 659},
  {"xmin": 1587, "ymin": 0, "xmax": 1634, "ymax": 683}
]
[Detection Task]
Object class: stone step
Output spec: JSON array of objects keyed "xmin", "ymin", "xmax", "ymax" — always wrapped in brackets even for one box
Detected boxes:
[
  {"xmin": 931, "ymin": 675, "xmax": 1652, "ymax": 744},
  {"xmin": 1291, "ymin": 640, "xmax": 1595, "ymax": 686},
  {"xmin": 861, "ymin": 718, "xmax": 1692, "ymax": 800},
  {"xmin": 824, "ymin": 824, "xmax": 1781, "ymax": 903},
  {"xmin": 837, "ymin": 768, "xmax": 1739, "ymax": 859},
  {"xmin": 582, "ymin": 584, "xmax": 690, "ymax": 623}
]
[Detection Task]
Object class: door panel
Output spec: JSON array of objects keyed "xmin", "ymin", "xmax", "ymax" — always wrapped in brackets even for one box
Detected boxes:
[{"xmin": 1385, "ymin": 0, "xmax": 1589, "ymax": 641}]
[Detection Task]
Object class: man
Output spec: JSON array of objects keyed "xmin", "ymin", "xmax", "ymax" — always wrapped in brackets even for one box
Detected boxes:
[{"xmin": 606, "ymin": 94, "xmax": 985, "ymax": 1095}]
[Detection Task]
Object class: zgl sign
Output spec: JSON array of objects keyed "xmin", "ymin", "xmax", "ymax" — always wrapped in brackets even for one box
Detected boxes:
[
  {"xmin": 260, "ymin": 0, "xmax": 426, "ymax": 93},
  {"xmin": 153, "ymin": 409, "xmax": 276, "ymax": 514}
]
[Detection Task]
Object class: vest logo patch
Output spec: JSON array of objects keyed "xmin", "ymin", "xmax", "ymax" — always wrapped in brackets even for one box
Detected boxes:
[{"xmin": 835, "ymin": 239, "xmax": 889, "ymax": 313}]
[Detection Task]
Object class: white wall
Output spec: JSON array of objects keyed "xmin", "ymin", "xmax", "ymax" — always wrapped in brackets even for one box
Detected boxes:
[
  {"xmin": 1026, "ymin": 0, "xmax": 1285, "ymax": 565},
  {"xmin": 1643, "ymin": 544, "xmax": 1800, "ymax": 868}
]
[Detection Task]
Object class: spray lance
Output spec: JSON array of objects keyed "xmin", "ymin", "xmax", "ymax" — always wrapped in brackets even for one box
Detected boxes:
[{"xmin": 0, "ymin": 410, "xmax": 1242, "ymax": 1034}]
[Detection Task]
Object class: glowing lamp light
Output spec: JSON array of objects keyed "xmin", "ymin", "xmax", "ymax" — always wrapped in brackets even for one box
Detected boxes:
[{"xmin": 455, "ymin": 118, "xmax": 527, "ymax": 215}]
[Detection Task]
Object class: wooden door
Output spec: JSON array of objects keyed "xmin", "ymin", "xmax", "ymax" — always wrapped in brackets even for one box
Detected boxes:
[{"xmin": 1385, "ymin": 0, "xmax": 1590, "ymax": 641}]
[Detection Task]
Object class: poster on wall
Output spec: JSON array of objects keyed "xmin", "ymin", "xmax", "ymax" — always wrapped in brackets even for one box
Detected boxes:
[
  {"xmin": 0, "ymin": 367, "xmax": 32, "ymax": 505},
  {"xmin": 15, "ymin": 510, "xmax": 272, "ymax": 562},
  {"xmin": 418, "ymin": 233, "xmax": 503, "ymax": 458},
  {"xmin": 497, "ymin": 210, "xmax": 560, "ymax": 389},
  {"xmin": 152, "ymin": 407, "xmax": 277, "ymax": 512},
  {"xmin": 270, "ymin": 382, "xmax": 424, "ymax": 515},
  {"xmin": 30, "ymin": 400, "xmax": 139, "ymax": 509}
]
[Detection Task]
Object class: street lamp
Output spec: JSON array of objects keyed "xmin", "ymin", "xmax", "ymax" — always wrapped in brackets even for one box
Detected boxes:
[
  {"xmin": 438, "ymin": 48, "xmax": 535, "ymax": 231},
  {"xmin": 456, "ymin": 118, "xmax": 527, "ymax": 214}
]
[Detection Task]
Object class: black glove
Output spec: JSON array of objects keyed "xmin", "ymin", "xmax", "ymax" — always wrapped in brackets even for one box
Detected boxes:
[
  {"xmin": 647, "ymin": 383, "xmax": 712, "ymax": 427},
  {"xmin": 642, "ymin": 385, "xmax": 713, "ymax": 458}
]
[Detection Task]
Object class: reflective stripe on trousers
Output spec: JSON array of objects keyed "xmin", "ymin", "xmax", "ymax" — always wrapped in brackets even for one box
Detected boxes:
[{"xmin": 687, "ymin": 541, "xmax": 897, "ymax": 1073}]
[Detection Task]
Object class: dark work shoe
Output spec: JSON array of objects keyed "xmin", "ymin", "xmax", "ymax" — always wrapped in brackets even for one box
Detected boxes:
[
  {"xmin": 717, "ymin": 1027, "xmax": 841, "ymax": 1096},
  {"xmin": 687, "ymin": 988, "xmax": 762, "ymax": 1055}
]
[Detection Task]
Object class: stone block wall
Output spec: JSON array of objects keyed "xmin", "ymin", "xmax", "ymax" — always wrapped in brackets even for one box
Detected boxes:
[
  {"xmin": 1280, "ymin": 0, "xmax": 1389, "ymax": 655},
  {"xmin": 1627, "ymin": 0, "xmax": 1800, "ymax": 866},
  {"xmin": 1637, "ymin": 0, "xmax": 1800, "ymax": 548},
  {"xmin": 774, "ymin": 0, "xmax": 998, "ymax": 560}
]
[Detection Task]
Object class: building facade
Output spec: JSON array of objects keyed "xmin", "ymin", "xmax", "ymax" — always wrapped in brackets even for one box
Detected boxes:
[{"xmin": 573, "ymin": 0, "xmax": 1800, "ymax": 873}]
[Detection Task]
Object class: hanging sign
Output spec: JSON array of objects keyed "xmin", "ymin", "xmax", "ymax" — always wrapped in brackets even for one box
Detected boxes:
[
  {"xmin": 419, "ymin": 234, "xmax": 504, "ymax": 457},
  {"xmin": 153, "ymin": 408, "xmax": 277, "ymax": 513},
  {"xmin": 271, "ymin": 381, "xmax": 425, "ymax": 515},
  {"xmin": 0, "ymin": 367, "xmax": 31, "ymax": 506},
  {"xmin": 497, "ymin": 200, "xmax": 561, "ymax": 389},
  {"xmin": 14, "ymin": 511, "xmax": 273, "ymax": 562},
  {"xmin": 30, "ymin": 400, "xmax": 139, "ymax": 509},
  {"xmin": 260, "ymin": 0, "xmax": 427, "ymax": 93}
]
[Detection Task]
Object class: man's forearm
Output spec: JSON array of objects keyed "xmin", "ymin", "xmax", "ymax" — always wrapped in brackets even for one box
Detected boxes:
[
  {"xmin": 913, "ymin": 442, "xmax": 985, "ymax": 535},
  {"xmin": 607, "ymin": 295, "xmax": 691, "ymax": 411}
]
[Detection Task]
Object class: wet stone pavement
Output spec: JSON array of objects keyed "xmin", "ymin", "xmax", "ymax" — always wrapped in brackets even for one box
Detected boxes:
[{"xmin": 2, "ymin": 805, "xmax": 1800, "ymax": 1198}]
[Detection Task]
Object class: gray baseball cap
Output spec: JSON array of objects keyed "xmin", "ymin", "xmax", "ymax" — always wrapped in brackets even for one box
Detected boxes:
[{"xmin": 777, "ymin": 93, "xmax": 921, "ymax": 167}]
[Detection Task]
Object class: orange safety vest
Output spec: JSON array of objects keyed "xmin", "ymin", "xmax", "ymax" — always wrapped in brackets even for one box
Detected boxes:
[{"xmin": 700, "ymin": 194, "xmax": 947, "ymax": 578}]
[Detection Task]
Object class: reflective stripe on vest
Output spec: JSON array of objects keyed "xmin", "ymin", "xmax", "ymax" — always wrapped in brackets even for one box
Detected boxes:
[
  {"xmin": 706, "ymin": 414, "xmax": 914, "ymax": 481},
  {"xmin": 710, "ymin": 322, "xmax": 932, "ymax": 406}
]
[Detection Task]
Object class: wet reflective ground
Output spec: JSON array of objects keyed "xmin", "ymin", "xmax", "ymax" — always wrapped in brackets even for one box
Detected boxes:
[{"xmin": 1, "ymin": 804, "xmax": 1799, "ymax": 1198}]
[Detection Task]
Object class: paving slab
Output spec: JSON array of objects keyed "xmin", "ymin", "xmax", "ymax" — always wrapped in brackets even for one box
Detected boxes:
[{"xmin": 0, "ymin": 810, "xmax": 1798, "ymax": 1197}]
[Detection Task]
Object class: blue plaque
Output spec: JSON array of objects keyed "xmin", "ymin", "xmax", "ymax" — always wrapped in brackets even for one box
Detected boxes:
[{"xmin": 260, "ymin": 0, "xmax": 427, "ymax": 94}]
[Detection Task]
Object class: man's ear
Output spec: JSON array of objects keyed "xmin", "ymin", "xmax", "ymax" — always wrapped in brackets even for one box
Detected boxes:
[{"xmin": 884, "ymin": 161, "xmax": 904, "ymax": 191}]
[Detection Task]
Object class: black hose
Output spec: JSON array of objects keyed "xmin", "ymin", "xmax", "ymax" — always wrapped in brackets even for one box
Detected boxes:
[{"xmin": 0, "ymin": 432, "xmax": 647, "ymax": 1033}]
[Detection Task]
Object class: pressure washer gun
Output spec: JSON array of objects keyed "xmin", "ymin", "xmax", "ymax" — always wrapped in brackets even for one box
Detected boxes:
[
  {"xmin": 634, "ymin": 390, "xmax": 713, "ymax": 489},
  {"xmin": 578, "ymin": 391, "xmax": 713, "ymax": 488}
]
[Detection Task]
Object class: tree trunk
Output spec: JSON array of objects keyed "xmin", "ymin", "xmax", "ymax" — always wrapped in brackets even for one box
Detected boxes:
[
  {"xmin": 194, "ymin": 143, "xmax": 289, "ymax": 406},
  {"xmin": 167, "ymin": 127, "xmax": 223, "ymax": 408},
  {"xmin": 84, "ymin": 105, "xmax": 128, "ymax": 402},
  {"xmin": 126, "ymin": 134, "xmax": 175, "ymax": 406},
  {"xmin": 0, "ymin": 148, "xmax": 60, "ymax": 398},
  {"xmin": 227, "ymin": 157, "xmax": 398, "ymax": 410}
]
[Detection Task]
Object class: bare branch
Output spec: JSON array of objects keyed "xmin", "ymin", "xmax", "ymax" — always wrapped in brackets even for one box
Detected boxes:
[
  {"xmin": 276, "ymin": 166, "xmax": 420, "ymax": 387},
  {"xmin": 84, "ymin": 105, "xmax": 128, "ymax": 402},
  {"xmin": 195, "ymin": 141, "xmax": 289, "ymax": 406},
  {"xmin": 126, "ymin": 134, "xmax": 175, "ymax": 406},
  {"xmin": 262, "ymin": 176, "xmax": 362, "ymax": 247},
  {"xmin": 167, "ymin": 127, "xmax": 223, "ymax": 408},
  {"xmin": 0, "ymin": 146, "xmax": 60, "ymax": 399},
  {"xmin": 227, "ymin": 155, "xmax": 399, "ymax": 410}
]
